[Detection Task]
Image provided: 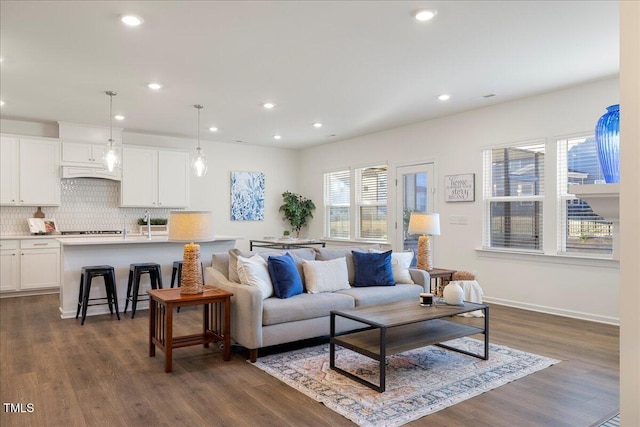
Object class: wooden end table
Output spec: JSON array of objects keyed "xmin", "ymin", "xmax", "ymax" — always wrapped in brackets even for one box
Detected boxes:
[
  {"xmin": 427, "ymin": 268, "xmax": 457, "ymax": 296},
  {"xmin": 148, "ymin": 285, "xmax": 233, "ymax": 373}
]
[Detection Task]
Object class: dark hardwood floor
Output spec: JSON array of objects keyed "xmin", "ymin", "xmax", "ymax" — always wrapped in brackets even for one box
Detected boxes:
[{"xmin": 1, "ymin": 294, "xmax": 618, "ymax": 426}]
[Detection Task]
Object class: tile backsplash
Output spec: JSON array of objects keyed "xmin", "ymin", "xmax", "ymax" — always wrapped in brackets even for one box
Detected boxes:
[{"xmin": 0, "ymin": 178, "xmax": 174, "ymax": 235}]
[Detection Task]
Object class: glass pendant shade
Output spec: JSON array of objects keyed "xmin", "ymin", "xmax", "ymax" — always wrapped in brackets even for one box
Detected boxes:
[
  {"xmin": 103, "ymin": 91, "xmax": 120, "ymax": 172},
  {"xmin": 191, "ymin": 147, "xmax": 208, "ymax": 177},
  {"xmin": 103, "ymin": 144, "xmax": 120, "ymax": 172},
  {"xmin": 192, "ymin": 104, "xmax": 208, "ymax": 177},
  {"xmin": 594, "ymin": 104, "xmax": 620, "ymax": 183}
]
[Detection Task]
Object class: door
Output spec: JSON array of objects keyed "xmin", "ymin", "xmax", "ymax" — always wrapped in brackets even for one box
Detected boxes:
[
  {"xmin": 121, "ymin": 147, "xmax": 157, "ymax": 207},
  {"xmin": 395, "ymin": 163, "xmax": 435, "ymax": 265},
  {"xmin": 158, "ymin": 150, "xmax": 189, "ymax": 207},
  {"xmin": 19, "ymin": 138, "xmax": 61, "ymax": 206}
]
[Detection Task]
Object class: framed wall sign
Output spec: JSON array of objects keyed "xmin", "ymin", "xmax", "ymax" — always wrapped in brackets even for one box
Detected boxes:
[{"xmin": 445, "ymin": 173, "xmax": 475, "ymax": 202}]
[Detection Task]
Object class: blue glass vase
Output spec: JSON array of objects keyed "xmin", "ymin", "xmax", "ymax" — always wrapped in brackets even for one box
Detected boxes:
[{"xmin": 594, "ymin": 104, "xmax": 620, "ymax": 183}]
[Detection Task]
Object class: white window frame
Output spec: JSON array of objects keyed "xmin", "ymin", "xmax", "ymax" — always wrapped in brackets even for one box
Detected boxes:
[
  {"xmin": 323, "ymin": 163, "xmax": 388, "ymax": 242},
  {"xmin": 482, "ymin": 135, "xmax": 613, "ymax": 260},
  {"xmin": 482, "ymin": 140, "xmax": 545, "ymax": 253},
  {"xmin": 355, "ymin": 164, "xmax": 388, "ymax": 242}
]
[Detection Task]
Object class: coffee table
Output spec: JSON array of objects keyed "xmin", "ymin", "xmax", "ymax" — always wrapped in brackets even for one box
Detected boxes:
[{"xmin": 330, "ymin": 300, "xmax": 489, "ymax": 392}]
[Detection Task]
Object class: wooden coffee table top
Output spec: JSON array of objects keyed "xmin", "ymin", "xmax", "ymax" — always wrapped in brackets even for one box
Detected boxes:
[{"xmin": 332, "ymin": 299, "xmax": 487, "ymax": 328}]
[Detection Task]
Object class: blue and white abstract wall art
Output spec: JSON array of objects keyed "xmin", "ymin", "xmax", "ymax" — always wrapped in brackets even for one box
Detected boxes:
[{"xmin": 230, "ymin": 171, "xmax": 265, "ymax": 221}]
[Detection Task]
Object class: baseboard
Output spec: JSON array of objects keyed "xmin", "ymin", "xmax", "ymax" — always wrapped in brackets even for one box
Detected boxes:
[
  {"xmin": 59, "ymin": 301, "xmax": 149, "ymax": 319},
  {"xmin": 483, "ymin": 296, "xmax": 620, "ymax": 326},
  {"xmin": 0, "ymin": 289, "xmax": 58, "ymax": 299}
]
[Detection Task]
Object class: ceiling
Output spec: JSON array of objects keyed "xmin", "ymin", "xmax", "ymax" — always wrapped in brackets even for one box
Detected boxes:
[{"xmin": 0, "ymin": 1, "xmax": 619, "ymax": 149}]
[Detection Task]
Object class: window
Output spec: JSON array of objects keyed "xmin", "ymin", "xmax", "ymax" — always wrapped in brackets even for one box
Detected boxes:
[
  {"xmin": 483, "ymin": 135, "xmax": 613, "ymax": 258},
  {"xmin": 323, "ymin": 164, "xmax": 388, "ymax": 241},
  {"xmin": 324, "ymin": 170, "xmax": 350, "ymax": 238},
  {"xmin": 356, "ymin": 165, "xmax": 387, "ymax": 240},
  {"xmin": 557, "ymin": 136, "xmax": 613, "ymax": 255},
  {"xmin": 483, "ymin": 141, "xmax": 545, "ymax": 251}
]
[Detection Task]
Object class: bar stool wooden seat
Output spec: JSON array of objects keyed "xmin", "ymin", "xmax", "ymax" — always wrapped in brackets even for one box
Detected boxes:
[
  {"xmin": 124, "ymin": 263, "xmax": 163, "ymax": 319},
  {"xmin": 76, "ymin": 265, "xmax": 120, "ymax": 325}
]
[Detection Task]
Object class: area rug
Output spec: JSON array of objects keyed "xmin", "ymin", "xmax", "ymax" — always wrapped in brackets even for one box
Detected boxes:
[{"xmin": 252, "ymin": 337, "xmax": 560, "ymax": 427}]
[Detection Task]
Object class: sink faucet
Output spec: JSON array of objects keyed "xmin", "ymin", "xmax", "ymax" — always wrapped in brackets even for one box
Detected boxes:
[{"xmin": 144, "ymin": 209, "xmax": 151, "ymax": 239}]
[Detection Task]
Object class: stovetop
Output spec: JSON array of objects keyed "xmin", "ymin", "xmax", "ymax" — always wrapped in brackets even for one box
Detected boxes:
[{"xmin": 60, "ymin": 230, "xmax": 123, "ymax": 235}]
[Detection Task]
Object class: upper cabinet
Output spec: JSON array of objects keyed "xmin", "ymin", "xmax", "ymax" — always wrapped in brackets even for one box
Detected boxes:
[
  {"xmin": 60, "ymin": 141, "xmax": 121, "ymax": 180},
  {"xmin": 0, "ymin": 135, "xmax": 61, "ymax": 206},
  {"xmin": 121, "ymin": 146, "xmax": 189, "ymax": 208}
]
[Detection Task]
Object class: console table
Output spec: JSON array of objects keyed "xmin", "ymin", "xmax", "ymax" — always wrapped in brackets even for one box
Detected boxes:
[
  {"xmin": 148, "ymin": 285, "xmax": 233, "ymax": 373},
  {"xmin": 250, "ymin": 239, "xmax": 326, "ymax": 250}
]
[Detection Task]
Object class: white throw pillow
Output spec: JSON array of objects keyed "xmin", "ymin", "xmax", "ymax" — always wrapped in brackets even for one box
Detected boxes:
[
  {"xmin": 237, "ymin": 255, "xmax": 274, "ymax": 299},
  {"xmin": 302, "ymin": 258, "xmax": 351, "ymax": 294},
  {"xmin": 369, "ymin": 249, "xmax": 414, "ymax": 284}
]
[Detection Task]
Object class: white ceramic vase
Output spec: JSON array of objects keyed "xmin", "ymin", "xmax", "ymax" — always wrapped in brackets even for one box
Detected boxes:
[{"xmin": 443, "ymin": 282, "xmax": 464, "ymax": 305}]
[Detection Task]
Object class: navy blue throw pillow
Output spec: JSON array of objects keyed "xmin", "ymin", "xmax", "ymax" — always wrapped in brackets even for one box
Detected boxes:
[
  {"xmin": 351, "ymin": 250, "xmax": 395, "ymax": 287},
  {"xmin": 267, "ymin": 253, "xmax": 303, "ymax": 298}
]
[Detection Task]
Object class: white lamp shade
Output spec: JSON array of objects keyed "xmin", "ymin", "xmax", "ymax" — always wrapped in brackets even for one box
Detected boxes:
[
  {"xmin": 407, "ymin": 212, "xmax": 441, "ymax": 236},
  {"xmin": 168, "ymin": 211, "xmax": 214, "ymax": 242}
]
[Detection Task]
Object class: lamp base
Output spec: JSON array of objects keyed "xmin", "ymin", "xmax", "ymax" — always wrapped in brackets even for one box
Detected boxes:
[
  {"xmin": 180, "ymin": 243, "xmax": 204, "ymax": 294},
  {"xmin": 416, "ymin": 235, "xmax": 434, "ymax": 271}
]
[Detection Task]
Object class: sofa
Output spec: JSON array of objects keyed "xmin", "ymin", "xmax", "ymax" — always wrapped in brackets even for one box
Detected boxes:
[{"xmin": 204, "ymin": 245, "xmax": 430, "ymax": 362}]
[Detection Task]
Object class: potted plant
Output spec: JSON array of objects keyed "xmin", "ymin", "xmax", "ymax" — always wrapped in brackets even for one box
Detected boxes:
[
  {"xmin": 279, "ymin": 191, "xmax": 316, "ymax": 238},
  {"xmin": 137, "ymin": 217, "xmax": 169, "ymax": 234}
]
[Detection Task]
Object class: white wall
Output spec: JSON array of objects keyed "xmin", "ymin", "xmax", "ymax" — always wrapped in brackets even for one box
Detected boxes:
[
  {"xmin": 619, "ymin": 0, "xmax": 640, "ymax": 423},
  {"xmin": 0, "ymin": 120, "xmax": 302, "ymax": 251},
  {"xmin": 299, "ymin": 77, "xmax": 620, "ymax": 324}
]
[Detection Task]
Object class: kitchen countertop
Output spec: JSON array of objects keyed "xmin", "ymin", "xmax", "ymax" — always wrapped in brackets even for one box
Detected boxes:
[{"xmin": 55, "ymin": 234, "xmax": 241, "ymax": 245}]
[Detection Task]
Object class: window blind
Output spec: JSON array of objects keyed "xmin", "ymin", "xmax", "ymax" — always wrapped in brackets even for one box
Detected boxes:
[
  {"xmin": 483, "ymin": 141, "xmax": 545, "ymax": 251},
  {"xmin": 324, "ymin": 170, "xmax": 350, "ymax": 239},
  {"xmin": 557, "ymin": 136, "xmax": 612, "ymax": 255},
  {"xmin": 356, "ymin": 165, "xmax": 387, "ymax": 240}
]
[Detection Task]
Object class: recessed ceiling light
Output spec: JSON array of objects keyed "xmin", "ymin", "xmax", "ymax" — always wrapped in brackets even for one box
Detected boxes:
[
  {"xmin": 313, "ymin": 122, "xmax": 323, "ymax": 128},
  {"xmin": 209, "ymin": 127, "xmax": 218, "ymax": 132},
  {"xmin": 148, "ymin": 82, "xmax": 162, "ymax": 90},
  {"xmin": 413, "ymin": 9, "xmax": 437, "ymax": 22},
  {"xmin": 114, "ymin": 115, "xmax": 125, "ymax": 121},
  {"xmin": 121, "ymin": 15, "xmax": 143, "ymax": 26},
  {"xmin": 263, "ymin": 102, "xmax": 275, "ymax": 109},
  {"xmin": 273, "ymin": 135, "xmax": 282, "ymax": 140},
  {"xmin": 438, "ymin": 94, "xmax": 451, "ymax": 101}
]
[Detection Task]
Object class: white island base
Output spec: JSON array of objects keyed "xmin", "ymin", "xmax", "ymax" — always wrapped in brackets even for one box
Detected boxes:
[{"xmin": 58, "ymin": 235, "xmax": 238, "ymax": 319}]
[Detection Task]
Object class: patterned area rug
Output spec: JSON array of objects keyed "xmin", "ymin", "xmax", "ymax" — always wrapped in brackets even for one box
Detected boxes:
[{"xmin": 252, "ymin": 338, "xmax": 560, "ymax": 427}]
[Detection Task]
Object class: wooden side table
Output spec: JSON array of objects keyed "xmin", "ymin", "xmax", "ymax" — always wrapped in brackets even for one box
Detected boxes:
[
  {"xmin": 426, "ymin": 268, "xmax": 457, "ymax": 296},
  {"xmin": 148, "ymin": 285, "xmax": 233, "ymax": 373}
]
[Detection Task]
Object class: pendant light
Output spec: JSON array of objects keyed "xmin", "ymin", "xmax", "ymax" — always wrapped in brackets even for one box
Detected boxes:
[
  {"xmin": 103, "ymin": 91, "xmax": 120, "ymax": 172},
  {"xmin": 191, "ymin": 104, "xmax": 208, "ymax": 177}
]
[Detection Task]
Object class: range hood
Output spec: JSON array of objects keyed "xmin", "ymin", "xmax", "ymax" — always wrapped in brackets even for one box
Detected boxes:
[{"xmin": 61, "ymin": 166, "xmax": 121, "ymax": 181}]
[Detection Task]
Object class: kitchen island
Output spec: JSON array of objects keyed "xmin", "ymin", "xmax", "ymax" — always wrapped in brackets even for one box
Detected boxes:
[{"xmin": 57, "ymin": 234, "xmax": 239, "ymax": 319}]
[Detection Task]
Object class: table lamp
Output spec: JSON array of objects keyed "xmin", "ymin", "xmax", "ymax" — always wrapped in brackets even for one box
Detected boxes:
[
  {"xmin": 168, "ymin": 211, "xmax": 214, "ymax": 294},
  {"xmin": 407, "ymin": 212, "xmax": 441, "ymax": 271}
]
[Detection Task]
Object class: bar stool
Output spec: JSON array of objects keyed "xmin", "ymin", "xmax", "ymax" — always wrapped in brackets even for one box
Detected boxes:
[
  {"xmin": 171, "ymin": 260, "xmax": 204, "ymax": 312},
  {"xmin": 124, "ymin": 263, "xmax": 163, "ymax": 319},
  {"xmin": 170, "ymin": 261, "xmax": 205, "ymax": 288},
  {"xmin": 76, "ymin": 265, "xmax": 120, "ymax": 325}
]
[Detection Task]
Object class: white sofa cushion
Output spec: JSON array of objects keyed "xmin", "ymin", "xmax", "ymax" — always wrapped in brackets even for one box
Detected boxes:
[
  {"xmin": 302, "ymin": 257, "xmax": 351, "ymax": 294},
  {"xmin": 236, "ymin": 255, "xmax": 274, "ymax": 299}
]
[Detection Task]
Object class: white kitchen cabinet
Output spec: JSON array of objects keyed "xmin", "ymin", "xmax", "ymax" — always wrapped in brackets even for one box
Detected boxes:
[
  {"xmin": 121, "ymin": 146, "xmax": 189, "ymax": 208},
  {"xmin": 0, "ymin": 135, "xmax": 61, "ymax": 206},
  {"xmin": 0, "ymin": 136, "xmax": 20, "ymax": 205},
  {"xmin": 0, "ymin": 239, "xmax": 60, "ymax": 294},
  {"xmin": 20, "ymin": 240, "xmax": 60, "ymax": 290},
  {"xmin": 61, "ymin": 142, "xmax": 121, "ymax": 180},
  {"xmin": 0, "ymin": 240, "xmax": 20, "ymax": 292}
]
